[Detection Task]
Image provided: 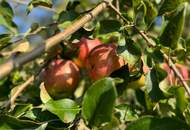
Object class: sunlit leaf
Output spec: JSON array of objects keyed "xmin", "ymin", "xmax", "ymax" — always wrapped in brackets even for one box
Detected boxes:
[
  {"xmin": 118, "ymin": 39, "xmax": 141, "ymax": 66},
  {"xmin": 35, "ymin": 122, "xmax": 48, "ymax": 130},
  {"xmin": 82, "ymin": 78, "xmax": 117, "ymax": 127},
  {"xmin": 146, "ymin": 67, "xmax": 165, "ymax": 102},
  {"xmin": 45, "ymin": 98, "xmax": 80, "ymax": 123},
  {"xmin": 27, "ymin": 0, "xmax": 53, "ymax": 14},
  {"xmin": 11, "ymin": 104, "xmax": 33, "ymax": 118},
  {"xmin": 40, "ymin": 83, "xmax": 52, "ymax": 104}
]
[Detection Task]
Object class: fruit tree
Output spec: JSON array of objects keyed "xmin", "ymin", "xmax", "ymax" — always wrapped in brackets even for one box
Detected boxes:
[{"xmin": 0, "ymin": 0, "xmax": 190, "ymax": 130}]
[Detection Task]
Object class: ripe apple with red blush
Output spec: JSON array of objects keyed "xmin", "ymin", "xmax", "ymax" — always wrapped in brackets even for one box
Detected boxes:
[
  {"xmin": 161, "ymin": 63, "xmax": 189, "ymax": 85},
  {"xmin": 41, "ymin": 59, "xmax": 80, "ymax": 97},
  {"xmin": 85, "ymin": 44, "xmax": 125, "ymax": 80},
  {"xmin": 142, "ymin": 61, "xmax": 189, "ymax": 85},
  {"xmin": 73, "ymin": 37, "xmax": 102, "ymax": 67}
]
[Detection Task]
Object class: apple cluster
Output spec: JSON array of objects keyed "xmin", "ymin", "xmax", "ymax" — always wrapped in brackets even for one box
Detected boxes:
[
  {"xmin": 41, "ymin": 37, "xmax": 125, "ymax": 96},
  {"xmin": 40, "ymin": 37, "xmax": 190, "ymax": 96}
]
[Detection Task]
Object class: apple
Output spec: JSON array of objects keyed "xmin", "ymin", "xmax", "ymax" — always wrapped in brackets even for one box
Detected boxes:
[
  {"xmin": 175, "ymin": 64, "xmax": 189, "ymax": 80},
  {"xmin": 74, "ymin": 37, "xmax": 102, "ymax": 67},
  {"xmin": 85, "ymin": 44, "xmax": 125, "ymax": 80},
  {"xmin": 141, "ymin": 62, "xmax": 189, "ymax": 85},
  {"xmin": 161, "ymin": 63, "xmax": 189, "ymax": 85},
  {"xmin": 42, "ymin": 59, "xmax": 80, "ymax": 96},
  {"xmin": 127, "ymin": 74, "xmax": 145, "ymax": 89}
]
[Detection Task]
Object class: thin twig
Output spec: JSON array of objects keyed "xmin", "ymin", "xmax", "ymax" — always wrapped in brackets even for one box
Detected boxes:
[
  {"xmin": 108, "ymin": 3, "xmax": 190, "ymax": 96},
  {"xmin": 132, "ymin": 27, "xmax": 156, "ymax": 47},
  {"xmin": 115, "ymin": 0, "xmax": 120, "ymax": 19},
  {"xmin": 5, "ymin": 58, "xmax": 51, "ymax": 109},
  {"xmin": 108, "ymin": 1, "xmax": 129, "ymax": 24},
  {"xmin": 10, "ymin": 76, "xmax": 34, "ymax": 108},
  {"xmin": 0, "ymin": 2, "xmax": 108, "ymax": 80}
]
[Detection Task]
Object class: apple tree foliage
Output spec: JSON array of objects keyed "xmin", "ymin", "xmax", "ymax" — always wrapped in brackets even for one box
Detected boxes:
[{"xmin": 0, "ymin": 0, "xmax": 190, "ymax": 129}]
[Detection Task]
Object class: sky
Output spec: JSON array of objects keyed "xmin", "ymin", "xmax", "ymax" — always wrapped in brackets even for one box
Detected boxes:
[
  {"xmin": 0, "ymin": 0, "xmax": 54, "ymax": 34},
  {"xmin": 0, "ymin": 0, "xmax": 162, "ymax": 34}
]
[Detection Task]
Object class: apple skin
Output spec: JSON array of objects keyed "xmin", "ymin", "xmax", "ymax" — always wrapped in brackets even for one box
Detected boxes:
[
  {"xmin": 85, "ymin": 44, "xmax": 125, "ymax": 80},
  {"xmin": 161, "ymin": 63, "xmax": 189, "ymax": 85},
  {"xmin": 42, "ymin": 59, "xmax": 80, "ymax": 96},
  {"xmin": 127, "ymin": 74, "xmax": 145, "ymax": 89},
  {"xmin": 74, "ymin": 37, "xmax": 102, "ymax": 67},
  {"xmin": 141, "ymin": 59, "xmax": 189, "ymax": 85}
]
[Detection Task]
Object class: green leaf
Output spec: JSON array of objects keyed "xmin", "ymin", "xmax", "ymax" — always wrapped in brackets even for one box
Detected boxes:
[
  {"xmin": 132, "ymin": 0, "xmax": 142, "ymax": 9},
  {"xmin": 126, "ymin": 116, "xmax": 190, "ymax": 130},
  {"xmin": 144, "ymin": 0, "xmax": 158, "ymax": 26},
  {"xmin": 135, "ymin": 89, "xmax": 153, "ymax": 112},
  {"xmin": 0, "ymin": 1, "xmax": 17, "ymax": 33},
  {"xmin": 35, "ymin": 122, "xmax": 48, "ymax": 130},
  {"xmin": 118, "ymin": 39, "xmax": 141, "ymax": 65},
  {"xmin": 0, "ymin": 34, "xmax": 11, "ymax": 50},
  {"xmin": 0, "ymin": 115, "xmax": 40, "ymax": 129},
  {"xmin": 45, "ymin": 99, "xmax": 80, "ymax": 123},
  {"xmin": 0, "ymin": 77, "xmax": 11, "ymax": 99},
  {"xmin": 115, "ymin": 104, "xmax": 138, "ymax": 122},
  {"xmin": 40, "ymin": 84, "xmax": 52, "ymax": 104},
  {"xmin": 184, "ymin": 106, "xmax": 190, "ymax": 125},
  {"xmin": 55, "ymin": 0, "xmax": 70, "ymax": 13},
  {"xmin": 175, "ymin": 87, "xmax": 188, "ymax": 117},
  {"xmin": 96, "ymin": 32, "xmax": 121, "ymax": 44},
  {"xmin": 58, "ymin": 10, "xmax": 78, "ymax": 23},
  {"xmin": 146, "ymin": 67, "xmax": 165, "ymax": 102},
  {"xmin": 23, "ymin": 108, "xmax": 58, "ymax": 121},
  {"xmin": 11, "ymin": 104, "xmax": 33, "ymax": 118},
  {"xmin": 57, "ymin": 10, "xmax": 78, "ymax": 30},
  {"xmin": 27, "ymin": 0, "xmax": 53, "ymax": 13},
  {"xmin": 151, "ymin": 48, "xmax": 164, "ymax": 63},
  {"xmin": 159, "ymin": 6, "xmax": 186, "ymax": 49},
  {"xmin": 155, "ymin": 65, "xmax": 168, "ymax": 81},
  {"xmin": 159, "ymin": 0, "xmax": 185, "ymax": 15},
  {"xmin": 82, "ymin": 78, "xmax": 117, "ymax": 127},
  {"xmin": 98, "ymin": 20, "xmax": 121, "ymax": 34},
  {"xmin": 0, "ymin": 1, "xmax": 13, "ymax": 19},
  {"xmin": 71, "ymin": 27, "xmax": 94, "ymax": 41},
  {"xmin": 30, "ymin": 0, "xmax": 52, "ymax": 7}
]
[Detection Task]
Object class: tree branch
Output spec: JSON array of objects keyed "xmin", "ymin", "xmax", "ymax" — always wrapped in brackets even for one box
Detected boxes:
[
  {"xmin": 0, "ymin": 1, "xmax": 108, "ymax": 80},
  {"xmin": 115, "ymin": 0, "xmax": 120, "ymax": 19},
  {"xmin": 108, "ymin": 3, "xmax": 190, "ymax": 96}
]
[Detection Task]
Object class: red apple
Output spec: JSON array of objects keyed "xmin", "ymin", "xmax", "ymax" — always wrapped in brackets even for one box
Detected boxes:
[
  {"xmin": 74, "ymin": 37, "xmax": 102, "ymax": 67},
  {"xmin": 42, "ymin": 59, "xmax": 80, "ymax": 96},
  {"xmin": 176, "ymin": 64, "xmax": 189, "ymax": 80},
  {"xmin": 161, "ymin": 63, "xmax": 189, "ymax": 85},
  {"xmin": 85, "ymin": 44, "xmax": 125, "ymax": 80}
]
